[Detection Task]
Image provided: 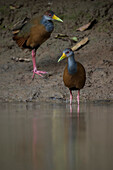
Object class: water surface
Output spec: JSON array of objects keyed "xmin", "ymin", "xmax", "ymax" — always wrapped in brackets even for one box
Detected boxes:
[{"xmin": 0, "ymin": 102, "xmax": 113, "ymax": 170}]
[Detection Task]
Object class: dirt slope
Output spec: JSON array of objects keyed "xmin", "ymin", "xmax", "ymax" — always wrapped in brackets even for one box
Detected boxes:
[{"xmin": 0, "ymin": 0, "xmax": 113, "ymax": 103}]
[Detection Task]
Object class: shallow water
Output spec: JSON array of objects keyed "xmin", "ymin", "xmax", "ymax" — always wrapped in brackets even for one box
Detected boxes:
[{"xmin": 0, "ymin": 102, "xmax": 113, "ymax": 170}]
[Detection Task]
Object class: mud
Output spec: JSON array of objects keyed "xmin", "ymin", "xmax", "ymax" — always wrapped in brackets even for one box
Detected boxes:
[{"xmin": 0, "ymin": 0, "xmax": 113, "ymax": 103}]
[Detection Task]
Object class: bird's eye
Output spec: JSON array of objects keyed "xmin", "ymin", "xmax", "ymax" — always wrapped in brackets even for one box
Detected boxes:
[
  {"xmin": 66, "ymin": 51, "xmax": 69, "ymax": 54},
  {"xmin": 49, "ymin": 14, "xmax": 52, "ymax": 17}
]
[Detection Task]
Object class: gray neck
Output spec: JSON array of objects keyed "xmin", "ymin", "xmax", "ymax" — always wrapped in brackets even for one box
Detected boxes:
[
  {"xmin": 40, "ymin": 16, "xmax": 54, "ymax": 32},
  {"xmin": 68, "ymin": 55, "xmax": 77, "ymax": 74}
]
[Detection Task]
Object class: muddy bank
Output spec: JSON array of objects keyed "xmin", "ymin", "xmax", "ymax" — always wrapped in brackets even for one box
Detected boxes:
[{"xmin": 0, "ymin": 0, "xmax": 113, "ymax": 103}]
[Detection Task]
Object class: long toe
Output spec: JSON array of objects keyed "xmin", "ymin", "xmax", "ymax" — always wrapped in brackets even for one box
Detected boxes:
[
  {"xmin": 32, "ymin": 70, "xmax": 48, "ymax": 79},
  {"xmin": 37, "ymin": 70, "xmax": 48, "ymax": 74}
]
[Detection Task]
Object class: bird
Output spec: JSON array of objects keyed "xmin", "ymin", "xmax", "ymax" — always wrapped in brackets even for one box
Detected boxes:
[
  {"xmin": 58, "ymin": 48, "xmax": 86, "ymax": 107},
  {"xmin": 13, "ymin": 10, "xmax": 63, "ymax": 79}
]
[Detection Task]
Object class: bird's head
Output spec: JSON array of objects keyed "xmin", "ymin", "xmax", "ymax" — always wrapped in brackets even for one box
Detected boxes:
[
  {"xmin": 44, "ymin": 10, "xmax": 63, "ymax": 22},
  {"xmin": 58, "ymin": 48, "xmax": 74, "ymax": 62}
]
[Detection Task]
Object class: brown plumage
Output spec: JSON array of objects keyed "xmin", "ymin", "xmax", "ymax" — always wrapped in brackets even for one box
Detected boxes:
[
  {"xmin": 63, "ymin": 61, "xmax": 86, "ymax": 90},
  {"xmin": 58, "ymin": 48, "xmax": 86, "ymax": 107},
  {"xmin": 13, "ymin": 10, "xmax": 63, "ymax": 78},
  {"xmin": 13, "ymin": 17, "xmax": 51, "ymax": 49}
]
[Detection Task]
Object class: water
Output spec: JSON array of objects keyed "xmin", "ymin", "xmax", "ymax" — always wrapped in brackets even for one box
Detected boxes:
[{"xmin": 0, "ymin": 102, "xmax": 113, "ymax": 170}]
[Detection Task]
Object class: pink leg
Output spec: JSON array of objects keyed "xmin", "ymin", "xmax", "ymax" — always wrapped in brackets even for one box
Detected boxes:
[
  {"xmin": 70, "ymin": 90, "xmax": 73, "ymax": 105},
  {"xmin": 77, "ymin": 90, "xmax": 80, "ymax": 105},
  {"xmin": 70, "ymin": 104, "xmax": 72, "ymax": 115},
  {"xmin": 32, "ymin": 50, "xmax": 48, "ymax": 79},
  {"xmin": 77, "ymin": 104, "xmax": 80, "ymax": 118}
]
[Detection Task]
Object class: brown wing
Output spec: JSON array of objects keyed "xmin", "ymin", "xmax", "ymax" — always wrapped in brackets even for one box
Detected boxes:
[
  {"xmin": 13, "ymin": 36, "xmax": 29, "ymax": 47},
  {"xmin": 13, "ymin": 16, "xmax": 51, "ymax": 49},
  {"xmin": 13, "ymin": 21, "xmax": 33, "ymax": 48},
  {"xmin": 63, "ymin": 61, "xmax": 86, "ymax": 90},
  {"xmin": 26, "ymin": 23, "xmax": 51, "ymax": 48}
]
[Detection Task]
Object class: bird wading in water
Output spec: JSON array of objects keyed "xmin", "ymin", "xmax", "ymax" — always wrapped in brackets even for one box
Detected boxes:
[
  {"xmin": 58, "ymin": 48, "xmax": 86, "ymax": 110},
  {"xmin": 13, "ymin": 10, "xmax": 63, "ymax": 79}
]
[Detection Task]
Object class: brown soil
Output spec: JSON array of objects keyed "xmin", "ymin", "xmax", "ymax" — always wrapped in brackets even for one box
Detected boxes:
[{"xmin": 0, "ymin": 0, "xmax": 113, "ymax": 103}]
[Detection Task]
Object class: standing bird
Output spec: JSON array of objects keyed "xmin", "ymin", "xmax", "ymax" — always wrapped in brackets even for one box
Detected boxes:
[
  {"xmin": 13, "ymin": 10, "xmax": 63, "ymax": 78},
  {"xmin": 58, "ymin": 48, "xmax": 86, "ymax": 107}
]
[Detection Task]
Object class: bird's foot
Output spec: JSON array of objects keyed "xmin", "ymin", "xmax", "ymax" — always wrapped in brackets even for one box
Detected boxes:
[{"xmin": 32, "ymin": 69, "xmax": 48, "ymax": 79}]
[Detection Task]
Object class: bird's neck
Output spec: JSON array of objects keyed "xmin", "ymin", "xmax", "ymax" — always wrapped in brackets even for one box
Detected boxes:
[
  {"xmin": 41, "ymin": 16, "xmax": 54, "ymax": 32},
  {"xmin": 68, "ymin": 55, "xmax": 77, "ymax": 74}
]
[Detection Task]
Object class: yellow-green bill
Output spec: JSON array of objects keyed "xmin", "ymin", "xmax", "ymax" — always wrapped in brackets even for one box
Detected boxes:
[
  {"xmin": 52, "ymin": 14, "xmax": 63, "ymax": 22},
  {"xmin": 58, "ymin": 53, "xmax": 66, "ymax": 62}
]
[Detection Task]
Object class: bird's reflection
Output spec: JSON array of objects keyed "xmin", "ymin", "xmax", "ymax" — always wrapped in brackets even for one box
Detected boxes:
[
  {"xmin": 70, "ymin": 103, "xmax": 80, "ymax": 118},
  {"xmin": 31, "ymin": 104, "xmax": 86, "ymax": 170},
  {"xmin": 1, "ymin": 103, "xmax": 113, "ymax": 170},
  {"xmin": 32, "ymin": 117, "xmax": 38, "ymax": 170}
]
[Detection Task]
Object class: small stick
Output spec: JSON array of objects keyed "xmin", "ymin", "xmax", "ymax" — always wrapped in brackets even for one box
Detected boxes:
[{"xmin": 71, "ymin": 37, "xmax": 89, "ymax": 51}]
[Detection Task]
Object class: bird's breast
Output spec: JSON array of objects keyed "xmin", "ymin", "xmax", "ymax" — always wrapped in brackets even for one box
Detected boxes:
[{"xmin": 63, "ymin": 62, "xmax": 86, "ymax": 90}]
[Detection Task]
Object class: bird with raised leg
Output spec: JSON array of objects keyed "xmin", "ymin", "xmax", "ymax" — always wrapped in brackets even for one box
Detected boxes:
[
  {"xmin": 13, "ymin": 10, "xmax": 63, "ymax": 79},
  {"xmin": 58, "ymin": 48, "xmax": 86, "ymax": 114}
]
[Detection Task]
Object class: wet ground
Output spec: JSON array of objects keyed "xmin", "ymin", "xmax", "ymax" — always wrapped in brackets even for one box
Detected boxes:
[
  {"xmin": 0, "ymin": 102, "xmax": 113, "ymax": 170},
  {"xmin": 0, "ymin": 0, "xmax": 113, "ymax": 103}
]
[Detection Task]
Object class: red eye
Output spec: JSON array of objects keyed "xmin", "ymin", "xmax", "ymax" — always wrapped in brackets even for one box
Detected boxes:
[
  {"xmin": 49, "ymin": 14, "xmax": 52, "ymax": 16},
  {"xmin": 66, "ymin": 51, "xmax": 69, "ymax": 54}
]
